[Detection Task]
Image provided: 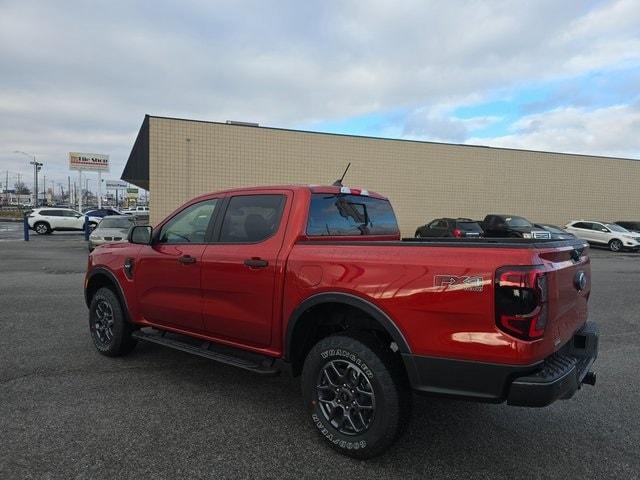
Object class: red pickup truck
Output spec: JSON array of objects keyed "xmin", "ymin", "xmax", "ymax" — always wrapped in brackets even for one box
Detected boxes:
[{"xmin": 84, "ymin": 184, "xmax": 598, "ymax": 458}]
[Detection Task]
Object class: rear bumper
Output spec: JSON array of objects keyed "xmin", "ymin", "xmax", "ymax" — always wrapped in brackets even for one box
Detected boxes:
[
  {"xmin": 507, "ymin": 322, "xmax": 598, "ymax": 407},
  {"xmin": 402, "ymin": 322, "xmax": 599, "ymax": 406}
]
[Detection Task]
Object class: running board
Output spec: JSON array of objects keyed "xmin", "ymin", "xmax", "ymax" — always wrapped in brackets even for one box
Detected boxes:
[{"xmin": 132, "ymin": 329, "xmax": 280, "ymax": 375}]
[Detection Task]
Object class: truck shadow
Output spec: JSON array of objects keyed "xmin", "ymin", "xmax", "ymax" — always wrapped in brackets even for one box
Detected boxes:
[{"xmin": 132, "ymin": 342, "xmax": 597, "ymax": 476}]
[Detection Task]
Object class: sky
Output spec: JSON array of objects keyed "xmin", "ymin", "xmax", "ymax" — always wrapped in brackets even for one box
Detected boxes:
[{"xmin": 1, "ymin": 0, "xmax": 639, "ymax": 192}]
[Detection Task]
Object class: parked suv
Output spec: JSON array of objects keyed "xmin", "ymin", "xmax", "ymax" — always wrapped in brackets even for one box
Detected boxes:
[
  {"xmin": 27, "ymin": 207, "xmax": 86, "ymax": 234},
  {"xmin": 415, "ymin": 218, "xmax": 483, "ymax": 238},
  {"xmin": 564, "ymin": 221, "xmax": 640, "ymax": 252},
  {"xmin": 482, "ymin": 214, "xmax": 551, "ymax": 239}
]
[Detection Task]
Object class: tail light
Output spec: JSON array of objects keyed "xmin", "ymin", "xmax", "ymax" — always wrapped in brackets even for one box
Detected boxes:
[
  {"xmin": 495, "ymin": 266, "xmax": 548, "ymax": 341},
  {"xmin": 452, "ymin": 228, "xmax": 463, "ymax": 238}
]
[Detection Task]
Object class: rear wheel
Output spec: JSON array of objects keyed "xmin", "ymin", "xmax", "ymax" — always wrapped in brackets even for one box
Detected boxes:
[
  {"xmin": 609, "ymin": 239, "xmax": 623, "ymax": 252},
  {"xmin": 89, "ymin": 287, "xmax": 137, "ymax": 356},
  {"xmin": 34, "ymin": 222, "xmax": 51, "ymax": 235},
  {"xmin": 302, "ymin": 332, "xmax": 411, "ymax": 459}
]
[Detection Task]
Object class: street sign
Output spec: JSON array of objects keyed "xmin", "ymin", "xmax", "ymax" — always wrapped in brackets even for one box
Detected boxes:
[
  {"xmin": 105, "ymin": 180, "xmax": 128, "ymax": 189},
  {"xmin": 69, "ymin": 152, "xmax": 109, "ymax": 172}
]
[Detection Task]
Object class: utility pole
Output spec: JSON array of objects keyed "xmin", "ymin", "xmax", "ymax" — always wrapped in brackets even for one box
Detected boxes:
[{"xmin": 14, "ymin": 151, "xmax": 42, "ymax": 206}]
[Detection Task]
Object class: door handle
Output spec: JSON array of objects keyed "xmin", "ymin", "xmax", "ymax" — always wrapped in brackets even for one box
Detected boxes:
[
  {"xmin": 178, "ymin": 255, "xmax": 197, "ymax": 265},
  {"xmin": 244, "ymin": 257, "xmax": 268, "ymax": 268}
]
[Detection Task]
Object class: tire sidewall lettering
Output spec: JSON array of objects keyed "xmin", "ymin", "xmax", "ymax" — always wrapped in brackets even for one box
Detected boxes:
[
  {"xmin": 311, "ymin": 413, "xmax": 367, "ymax": 450},
  {"xmin": 319, "ymin": 348, "xmax": 374, "ymax": 379}
]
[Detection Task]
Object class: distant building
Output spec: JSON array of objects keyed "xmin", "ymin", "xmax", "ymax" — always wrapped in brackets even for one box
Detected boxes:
[
  {"xmin": 122, "ymin": 115, "xmax": 640, "ymax": 234},
  {"xmin": 0, "ymin": 190, "xmax": 32, "ymax": 206}
]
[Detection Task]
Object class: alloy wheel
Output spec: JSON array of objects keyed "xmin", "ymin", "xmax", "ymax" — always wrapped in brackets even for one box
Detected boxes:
[
  {"xmin": 316, "ymin": 359, "xmax": 376, "ymax": 435},
  {"xmin": 93, "ymin": 300, "xmax": 115, "ymax": 346}
]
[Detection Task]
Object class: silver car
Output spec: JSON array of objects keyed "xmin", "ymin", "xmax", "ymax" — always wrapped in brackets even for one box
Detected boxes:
[{"xmin": 88, "ymin": 215, "xmax": 136, "ymax": 251}]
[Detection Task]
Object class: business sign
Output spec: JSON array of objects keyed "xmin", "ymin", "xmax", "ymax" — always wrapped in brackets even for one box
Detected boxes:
[
  {"xmin": 126, "ymin": 187, "xmax": 139, "ymax": 199},
  {"xmin": 105, "ymin": 180, "xmax": 128, "ymax": 189},
  {"xmin": 69, "ymin": 152, "xmax": 109, "ymax": 172}
]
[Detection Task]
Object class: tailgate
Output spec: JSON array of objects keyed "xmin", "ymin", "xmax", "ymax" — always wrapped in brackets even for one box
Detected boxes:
[{"xmin": 537, "ymin": 242, "xmax": 590, "ymax": 354}]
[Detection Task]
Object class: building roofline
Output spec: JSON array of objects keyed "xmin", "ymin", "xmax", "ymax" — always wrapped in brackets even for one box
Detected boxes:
[{"xmin": 146, "ymin": 114, "xmax": 639, "ymax": 163}]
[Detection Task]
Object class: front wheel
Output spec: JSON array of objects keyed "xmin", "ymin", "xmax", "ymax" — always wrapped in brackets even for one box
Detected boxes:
[
  {"xmin": 301, "ymin": 333, "xmax": 411, "ymax": 459},
  {"xmin": 89, "ymin": 287, "xmax": 137, "ymax": 356},
  {"xmin": 609, "ymin": 239, "xmax": 623, "ymax": 252}
]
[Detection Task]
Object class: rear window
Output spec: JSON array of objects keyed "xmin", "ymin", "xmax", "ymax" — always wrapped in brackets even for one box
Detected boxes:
[
  {"xmin": 307, "ymin": 194, "xmax": 399, "ymax": 236},
  {"xmin": 456, "ymin": 221, "xmax": 483, "ymax": 232}
]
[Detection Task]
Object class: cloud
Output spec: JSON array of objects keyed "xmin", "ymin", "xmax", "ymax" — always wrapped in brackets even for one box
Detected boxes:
[
  {"xmin": 0, "ymin": 0, "xmax": 639, "ymax": 187},
  {"xmin": 470, "ymin": 102, "xmax": 640, "ymax": 158}
]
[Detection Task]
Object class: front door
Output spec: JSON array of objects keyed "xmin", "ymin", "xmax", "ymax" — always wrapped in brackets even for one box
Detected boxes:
[
  {"xmin": 201, "ymin": 192, "xmax": 290, "ymax": 346},
  {"xmin": 134, "ymin": 198, "xmax": 219, "ymax": 332}
]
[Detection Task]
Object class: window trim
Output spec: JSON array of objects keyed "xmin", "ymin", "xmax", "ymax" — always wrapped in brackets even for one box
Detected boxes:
[
  {"xmin": 153, "ymin": 198, "xmax": 222, "ymax": 245},
  {"xmin": 212, "ymin": 193, "xmax": 287, "ymax": 245}
]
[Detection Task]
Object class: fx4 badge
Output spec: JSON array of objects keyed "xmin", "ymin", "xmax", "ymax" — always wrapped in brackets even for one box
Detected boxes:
[{"xmin": 434, "ymin": 275, "xmax": 484, "ymax": 292}]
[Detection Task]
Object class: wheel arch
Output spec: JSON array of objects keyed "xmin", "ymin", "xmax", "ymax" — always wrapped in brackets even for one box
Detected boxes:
[
  {"xmin": 85, "ymin": 267, "xmax": 132, "ymax": 322},
  {"xmin": 284, "ymin": 292, "xmax": 411, "ymax": 375}
]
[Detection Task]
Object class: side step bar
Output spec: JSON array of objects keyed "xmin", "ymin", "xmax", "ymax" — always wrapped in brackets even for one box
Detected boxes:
[{"xmin": 132, "ymin": 329, "xmax": 280, "ymax": 375}]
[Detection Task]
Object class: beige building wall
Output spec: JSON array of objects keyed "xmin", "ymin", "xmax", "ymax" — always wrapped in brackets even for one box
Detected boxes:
[{"xmin": 148, "ymin": 116, "xmax": 640, "ymax": 236}]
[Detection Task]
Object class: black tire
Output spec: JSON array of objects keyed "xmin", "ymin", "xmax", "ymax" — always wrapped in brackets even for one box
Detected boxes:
[
  {"xmin": 609, "ymin": 239, "xmax": 623, "ymax": 252},
  {"xmin": 34, "ymin": 221, "xmax": 51, "ymax": 235},
  {"xmin": 302, "ymin": 332, "xmax": 411, "ymax": 459},
  {"xmin": 89, "ymin": 287, "xmax": 137, "ymax": 357}
]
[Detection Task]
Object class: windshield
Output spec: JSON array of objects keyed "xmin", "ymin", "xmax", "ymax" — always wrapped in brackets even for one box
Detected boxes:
[
  {"xmin": 539, "ymin": 224, "xmax": 565, "ymax": 234},
  {"xmin": 505, "ymin": 216, "xmax": 532, "ymax": 228},
  {"xmin": 606, "ymin": 224, "xmax": 629, "ymax": 233},
  {"xmin": 98, "ymin": 217, "xmax": 133, "ymax": 229}
]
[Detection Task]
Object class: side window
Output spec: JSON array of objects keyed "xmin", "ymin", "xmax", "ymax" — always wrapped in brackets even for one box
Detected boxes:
[
  {"xmin": 219, "ymin": 195, "xmax": 285, "ymax": 243},
  {"xmin": 62, "ymin": 210, "xmax": 79, "ymax": 217},
  {"xmin": 428, "ymin": 220, "xmax": 441, "ymax": 229},
  {"xmin": 46, "ymin": 210, "xmax": 62, "ymax": 217},
  {"xmin": 592, "ymin": 223, "xmax": 607, "ymax": 232},
  {"xmin": 159, "ymin": 199, "xmax": 218, "ymax": 244}
]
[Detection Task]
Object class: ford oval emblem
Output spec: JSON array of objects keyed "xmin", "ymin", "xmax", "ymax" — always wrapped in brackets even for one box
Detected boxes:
[{"xmin": 574, "ymin": 271, "xmax": 587, "ymax": 291}]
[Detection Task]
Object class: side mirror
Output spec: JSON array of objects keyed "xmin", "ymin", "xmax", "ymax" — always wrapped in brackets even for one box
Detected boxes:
[
  {"xmin": 129, "ymin": 225, "xmax": 153, "ymax": 244},
  {"xmin": 601, "ymin": 228, "xmax": 609, "ymax": 232}
]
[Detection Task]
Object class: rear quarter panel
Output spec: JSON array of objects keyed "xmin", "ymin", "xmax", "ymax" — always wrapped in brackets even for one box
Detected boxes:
[{"xmin": 284, "ymin": 242, "xmax": 590, "ymax": 365}]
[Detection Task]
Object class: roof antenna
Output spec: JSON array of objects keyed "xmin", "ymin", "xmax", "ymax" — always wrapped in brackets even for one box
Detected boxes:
[{"xmin": 332, "ymin": 163, "xmax": 351, "ymax": 186}]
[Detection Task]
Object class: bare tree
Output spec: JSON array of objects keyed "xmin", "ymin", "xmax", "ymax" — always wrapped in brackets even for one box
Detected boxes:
[{"xmin": 14, "ymin": 181, "xmax": 31, "ymax": 195}]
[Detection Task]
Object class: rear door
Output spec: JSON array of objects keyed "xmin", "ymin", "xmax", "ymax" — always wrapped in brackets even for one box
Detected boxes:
[
  {"xmin": 134, "ymin": 198, "xmax": 220, "ymax": 331},
  {"xmin": 201, "ymin": 191, "xmax": 290, "ymax": 346}
]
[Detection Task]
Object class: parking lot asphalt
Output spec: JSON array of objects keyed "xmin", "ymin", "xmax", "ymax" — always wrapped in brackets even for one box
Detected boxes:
[{"xmin": 0, "ymin": 234, "xmax": 638, "ymax": 479}]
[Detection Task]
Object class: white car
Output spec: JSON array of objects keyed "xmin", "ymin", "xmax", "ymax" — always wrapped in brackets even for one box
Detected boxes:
[
  {"xmin": 564, "ymin": 220, "xmax": 640, "ymax": 252},
  {"xmin": 27, "ymin": 207, "xmax": 86, "ymax": 235},
  {"xmin": 122, "ymin": 205, "xmax": 149, "ymax": 215}
]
